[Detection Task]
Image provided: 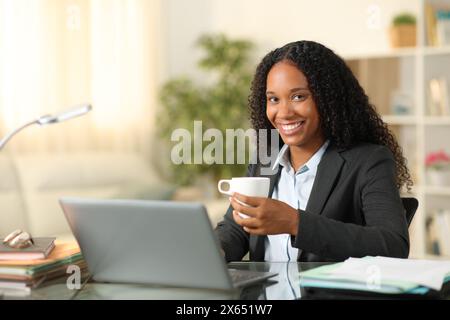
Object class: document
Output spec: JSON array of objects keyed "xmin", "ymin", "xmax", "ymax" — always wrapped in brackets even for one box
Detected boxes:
[{"xmin": 329, "ymin": 256, "xmax": 450, "ymax": 291}]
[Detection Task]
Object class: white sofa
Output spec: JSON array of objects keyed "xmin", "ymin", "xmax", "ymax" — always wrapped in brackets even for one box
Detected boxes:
[
  {"xmin": 0, "ymin": 152, "xmax": 229, "ymax": 240},
  {"xmin": 0, "ymin": 152, "xmax": 176, "ymax": 239}
]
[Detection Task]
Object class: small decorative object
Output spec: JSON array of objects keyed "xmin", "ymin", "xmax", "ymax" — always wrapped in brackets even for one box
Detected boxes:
[
  {"xmin": 425, "ymin": 150, "xmax": 450, "ymax": 186},
  {"xmin": 390, "ymin": 91, "xmax": 414, "ymax": 115},
  {"xmin": 3, "ymin": 229, "xmax": 34, "ymax": 249},
  {"xmin": 390, "ymin": 13, "xmax": 417, "ymax": 48}
]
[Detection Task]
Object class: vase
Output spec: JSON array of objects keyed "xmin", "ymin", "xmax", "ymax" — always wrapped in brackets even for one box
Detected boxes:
[
  {"xmin": 389, "ymin": 25, "xmax": 417, "ymax": 48},
  {"xmin": 427, "ymin": 169, "xmax": 450, "ymax": 186}
]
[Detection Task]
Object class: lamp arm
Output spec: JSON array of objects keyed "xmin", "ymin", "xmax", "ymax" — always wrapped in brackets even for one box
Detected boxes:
[
  {"xmin": 0, "ymin": 119, "xmax": 39, "ymax": 151},
  {"xmin": 0, "ymin": 104, "xmax": 91, "ymax": 151}
]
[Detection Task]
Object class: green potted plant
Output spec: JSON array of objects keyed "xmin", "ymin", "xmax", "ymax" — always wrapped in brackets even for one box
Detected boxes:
[
  {"xmin": 390, "ymin": 13, "xmax": 417, "ymax": 48},
  {"xmin": 157, "ymin": 34, "xmax": 254, "ymax": 189}
]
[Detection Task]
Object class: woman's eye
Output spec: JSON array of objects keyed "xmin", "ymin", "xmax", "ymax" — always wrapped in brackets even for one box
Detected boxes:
[
  {"xmin": 267, "ymin": 96, "xmax": 278, "ymax": 103},
  {"xmin": 293, "ymin": 94, "xmax": 305, "ymax": 101}
]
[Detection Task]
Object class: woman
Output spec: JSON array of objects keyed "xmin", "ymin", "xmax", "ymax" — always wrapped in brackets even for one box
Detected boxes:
[{"xmin": 215, "ymin": 40, "xmax": 412, "ymax": 262}]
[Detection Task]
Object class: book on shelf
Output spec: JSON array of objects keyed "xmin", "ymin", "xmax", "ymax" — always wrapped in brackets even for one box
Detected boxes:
[
  {"xmin": 427, "ymin": 77, "xmax": 449, "ymax": 116},
  {"xmin": 0, "ymin": 237, "xmax": 55, "ymax": 260},
  {"xmin": 426, "ymin": 3, "xmax": 439, "ymax": 46},
  {"xmin": 437, "ymin": 10, "xmax": 450, "ymax": 46},
  {"xmin": 425, "ymin": 3, "xmax": 450, "ymax": 46},
  {"xmin": 427, "ymin": 210, "xmax": 450, "ymax": 257}
]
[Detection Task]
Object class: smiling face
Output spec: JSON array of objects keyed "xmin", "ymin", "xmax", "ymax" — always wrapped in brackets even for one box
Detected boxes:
[{"xmin": 266, "ymin": 60, "xmax": 324, "ymax": 149}]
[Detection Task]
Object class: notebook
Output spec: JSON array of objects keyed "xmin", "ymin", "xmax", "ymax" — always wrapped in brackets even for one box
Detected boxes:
[{"xmin": 0, "ymin": 237, "xmax": 56, "ymax": 260}]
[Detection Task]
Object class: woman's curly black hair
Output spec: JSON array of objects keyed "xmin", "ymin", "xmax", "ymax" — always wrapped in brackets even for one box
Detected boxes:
[{"xmin": 249, "ymin": 40, "xmax": 412, "ymax": 190}]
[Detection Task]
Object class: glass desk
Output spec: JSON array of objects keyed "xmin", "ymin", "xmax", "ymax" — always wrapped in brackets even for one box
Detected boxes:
[
  {"xmin": 3, "ymin": 261, "xmax": 448, "ymax": 300},
  {"xmin": 1, "ymin": 262, "xmax": 324, "ymax": 300}
]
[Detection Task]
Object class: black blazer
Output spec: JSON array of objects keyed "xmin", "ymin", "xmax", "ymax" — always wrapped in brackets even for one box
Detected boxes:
[{"xmin": 215, "ymin": 142, "xmax": 410, "ymax": 262}]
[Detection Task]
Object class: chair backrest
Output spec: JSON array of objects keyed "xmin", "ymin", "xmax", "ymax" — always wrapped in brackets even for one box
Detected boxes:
[{"xmin": 401, "ymin": 197, "xmax": 419, "ymax": 227}]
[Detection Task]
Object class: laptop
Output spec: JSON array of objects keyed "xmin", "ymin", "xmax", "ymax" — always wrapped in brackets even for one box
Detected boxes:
[{"xmin": 59, "ymin": 198, "xmax": 277, "ymax": 290}]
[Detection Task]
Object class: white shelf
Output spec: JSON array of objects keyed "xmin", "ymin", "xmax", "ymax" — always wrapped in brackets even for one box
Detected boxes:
[
  {"xmin": 423, "ymin": 45, "xmax": 450, "ymax": 56},
  {"xmin": 343, "ymin": 45, "xmax": 450, "ymax": 61},
  {"xmin": 409, "ymin": 252, "xmax": 450, "ymax": 260},
  {"xmin": 382, "ymin": 116, "xmax": 450, "ymax": 125},
  {"xmin": 424, "ymin": 116, "xmax": 450, "ymax": 125},
  {"xmin": 382, "ymin": 115, "xmax": 417, "ymax": 125},
  {"xmin": 343, "ymin": 47, "xmax": 417, "ymax": 61},
  {"xmin": 342, "ymin": 0, "xmax": 450, "ymax": 259},
  {"xmin": 424, "ymin": 186, "xmax": 450, "ymax": 196}
]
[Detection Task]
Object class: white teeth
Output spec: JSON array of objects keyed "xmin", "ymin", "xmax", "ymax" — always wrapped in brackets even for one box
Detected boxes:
[{"xmin": 281, "ymin": 122, "xmax": 303, "ymax": 131}]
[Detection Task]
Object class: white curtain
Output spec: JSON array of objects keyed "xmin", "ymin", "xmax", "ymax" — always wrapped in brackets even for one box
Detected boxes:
[{"xmin": 0, "ymin": 0, "xmax": 161, "ymax": 155}]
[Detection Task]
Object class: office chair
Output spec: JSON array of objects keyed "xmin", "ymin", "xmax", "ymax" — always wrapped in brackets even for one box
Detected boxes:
[{"xmin": 401, "ymin": 197, "xmax": 419, "ymax": 227}]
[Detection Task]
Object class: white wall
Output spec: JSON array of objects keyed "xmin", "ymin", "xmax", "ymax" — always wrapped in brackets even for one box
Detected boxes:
[
  {"xmin": 162, "ymin": 0, "xmax": 420, "ymax": 79},
  {"xmin": 160, "ymin": 0, "xmax": 213, "ymax": 83}
]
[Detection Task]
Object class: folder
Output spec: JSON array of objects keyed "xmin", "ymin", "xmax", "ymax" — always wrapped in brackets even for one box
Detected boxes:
[{"xmin": 299, "ymin": 257, "xmax": 450, "ymax": 299}]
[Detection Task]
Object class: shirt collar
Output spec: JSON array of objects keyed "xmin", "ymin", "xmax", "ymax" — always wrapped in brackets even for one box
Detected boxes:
[{"xmin": 271, "ymin": 140, "xmax": 330, "ymax": 173}]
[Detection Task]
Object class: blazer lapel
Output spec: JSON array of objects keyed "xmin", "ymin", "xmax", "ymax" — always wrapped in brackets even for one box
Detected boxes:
[
  {"xmin": 305, "ymin": 144, "xmax": 345, "ymax": 215},
  {"xmin": 297, "ymin": 144, "xmax": 344, "ymax": 261}
]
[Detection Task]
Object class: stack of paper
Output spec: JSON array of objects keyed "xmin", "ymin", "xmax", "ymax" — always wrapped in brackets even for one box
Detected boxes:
[
  {"xmin": 300, "ymin": 256, "xmax": 450, "ymax": 296},
  {"xmin": 0, "ymin": 242, "xmax": 86, "ymax": 297}
]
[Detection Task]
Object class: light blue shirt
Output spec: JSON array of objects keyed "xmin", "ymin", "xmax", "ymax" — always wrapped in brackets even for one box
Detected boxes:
[{"xmin": 264, "ymin": 140, "xmax": 330, "ymax": 262}]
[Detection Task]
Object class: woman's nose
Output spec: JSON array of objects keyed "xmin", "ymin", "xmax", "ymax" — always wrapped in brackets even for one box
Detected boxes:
[{"xmin": 277, "ymin": 100, "xmax": 295, "ymax": 117}]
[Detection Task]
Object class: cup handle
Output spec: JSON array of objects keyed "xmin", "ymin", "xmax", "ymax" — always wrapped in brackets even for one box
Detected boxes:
[{"xmin": 217, "ymin": 179, "xmax": 233, "ymax": 196}]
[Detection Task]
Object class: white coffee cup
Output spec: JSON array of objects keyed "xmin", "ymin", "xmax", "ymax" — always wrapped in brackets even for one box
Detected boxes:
[{"xmin": 217, "ymin": 177, "xmax": 270, "ymax": 218}]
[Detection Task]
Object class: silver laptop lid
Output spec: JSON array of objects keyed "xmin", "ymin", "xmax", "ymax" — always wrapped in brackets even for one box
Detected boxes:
[{"xmin": 59, "ymin": 198, "xmax": 233, "ymax": 290}]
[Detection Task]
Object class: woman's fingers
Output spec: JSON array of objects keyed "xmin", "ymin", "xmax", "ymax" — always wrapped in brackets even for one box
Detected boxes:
[
  {"xmin": 232, "ymin": 210, "xmax": 260, "ymax": 228},
  {"xmin": 229, "ymin": 197, "xmax": 258, "ymax": 217},
  {"xmin": 232, "ymin": 193, "xmax": 264, "ymax": 207}
]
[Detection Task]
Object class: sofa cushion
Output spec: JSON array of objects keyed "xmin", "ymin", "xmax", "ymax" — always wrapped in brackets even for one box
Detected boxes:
[
  {"xmin": 9, "ymin": 152, "xmax": 169, "ymax": 236},
  {"xmin": 13, "ymin": 152, "xmax": 161, "ymax": 190}
]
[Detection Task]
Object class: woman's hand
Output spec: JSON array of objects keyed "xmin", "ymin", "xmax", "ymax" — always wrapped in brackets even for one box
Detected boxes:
[{"xmin": 229, "ymin": 193, "xmax": 299, "ymax": 236}]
